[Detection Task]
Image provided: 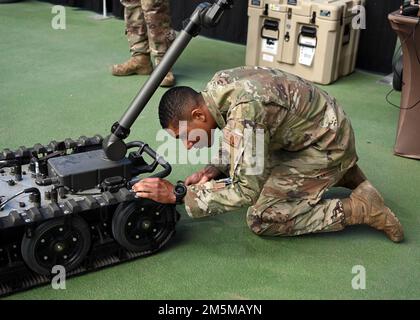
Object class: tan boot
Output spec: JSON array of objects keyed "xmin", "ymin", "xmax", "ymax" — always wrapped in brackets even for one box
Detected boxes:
[
  {"xmin": 342, "ymin": 181, "xmax": 404, "ymax": 242},
  {"xmin": 111, "ymin": 54, "xmax": 153, "ymax": 76},
  {"xmin": 154, "ymin": 57, "xmax": 175, "ymax": 87},
  {"xmin": 160, "ymin": 71, "xmax": 175, "ymax": 87},
  {"xmin": 335, "ymin": 165, "xmax": 367, "ymax": 190}
]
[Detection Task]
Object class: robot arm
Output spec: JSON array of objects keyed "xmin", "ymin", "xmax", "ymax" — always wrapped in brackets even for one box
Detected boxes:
[{"xmin": 103, "ymin": 0, "xmax": 234, "ymax": 161}]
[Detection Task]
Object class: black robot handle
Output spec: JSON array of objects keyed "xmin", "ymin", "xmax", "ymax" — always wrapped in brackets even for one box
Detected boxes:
[
  {"xmin": 140, "ymin": 143, "xmax": 172, "ymax": 179},
  {"xmin": 126, "ymin": 141, "xmax": 172, "ymax": 188}
]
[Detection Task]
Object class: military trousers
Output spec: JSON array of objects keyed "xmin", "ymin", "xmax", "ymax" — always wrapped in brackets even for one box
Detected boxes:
[
  {"xmin": 246, "ymin": 162, "xmax": 350, "ymax": 236},
  {"xmin": 120, "ymin": 0, "xmax": 176, "ymax": 61}
]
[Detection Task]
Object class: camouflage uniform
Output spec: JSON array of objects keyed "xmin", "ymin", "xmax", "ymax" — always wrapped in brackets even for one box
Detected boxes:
[
  {"xmin": 121, "ymin": 0, "xmax": 176, "ymax": 63},
  {"xmin": 184, "ymin": 66, "xmax": 358, "ymax": 237}
]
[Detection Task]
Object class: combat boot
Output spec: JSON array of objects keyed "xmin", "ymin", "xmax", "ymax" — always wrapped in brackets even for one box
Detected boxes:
[
  {"xmin": 342, "ymin": 181, "xmax": 404, "ymax": 242},
  {"xmin": 154, "ymin": 57, "xmax": 175, "ymax": 87},
  {"xmin": 160, "ymin": 71, "xmax": 175, "ymax": 87},
  {"xmin": 111, "ymin": 54, "xmax": 153, "ymax": 76}
]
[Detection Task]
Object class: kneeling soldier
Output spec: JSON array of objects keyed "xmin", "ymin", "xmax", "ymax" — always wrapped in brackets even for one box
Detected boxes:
[{"xmin": 133, "ymin": 66, "xmax": 404, "ymax": 242}]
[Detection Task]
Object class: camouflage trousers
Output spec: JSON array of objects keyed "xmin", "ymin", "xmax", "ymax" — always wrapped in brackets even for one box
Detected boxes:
[
  {"xmin": 246, "ymin": 163, "xmax": 349, "ymax": 237},
  {"xmin": 120, "ymin": 0, "xmax": 176, "ymax": 61}
]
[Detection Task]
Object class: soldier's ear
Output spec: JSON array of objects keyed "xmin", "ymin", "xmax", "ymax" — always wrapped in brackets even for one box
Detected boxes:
[{"xmin": 191, "ymin": 107, "xmax": 206, "ymax": 122}]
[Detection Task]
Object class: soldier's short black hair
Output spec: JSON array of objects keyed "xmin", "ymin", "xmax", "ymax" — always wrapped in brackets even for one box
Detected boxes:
[{"xmin": 159, "ymin": 86, "xmax": 201, "ymax": 129}]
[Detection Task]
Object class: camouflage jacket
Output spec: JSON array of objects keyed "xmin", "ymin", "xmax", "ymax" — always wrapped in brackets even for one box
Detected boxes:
[{"xmin": 184, "ymin": 66, "xmax": 357, "ymax": 218}]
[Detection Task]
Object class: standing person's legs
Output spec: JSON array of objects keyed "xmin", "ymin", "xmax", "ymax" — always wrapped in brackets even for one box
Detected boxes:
[
  {"xmin": 112, "ymin": 0, "xmax": 153, "ymax": 76},
  {"xmin": 141, "ymin": 0, "xmax": 176, "ymax": 86}
]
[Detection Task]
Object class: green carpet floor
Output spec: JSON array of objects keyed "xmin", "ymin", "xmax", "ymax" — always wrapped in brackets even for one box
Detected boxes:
[{"xmin": 1, "ymin": 1, "xmax": 419, "ymax": 300}]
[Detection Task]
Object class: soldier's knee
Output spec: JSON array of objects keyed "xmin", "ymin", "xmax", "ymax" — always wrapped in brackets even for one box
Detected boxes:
[
  {"xmin": 246, "ymin": 207, "xmax": 278, "ymax": 236},
  {"xmin": 246, "ymin": 206, "xmax": 293, "ymax": 237},
  {"xmin": 246, "ymin": 207, "xmax": 263, "ymax": 235}
]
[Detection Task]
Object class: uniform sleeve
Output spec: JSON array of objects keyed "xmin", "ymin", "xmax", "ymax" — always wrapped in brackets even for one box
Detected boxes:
[
  {"xmin": 205, "ymin": 147, "xmax": 230, "ymax": 177},
  {"xmin": 184, "ymin": 102, "xmax": 270, "ymax": 218}
]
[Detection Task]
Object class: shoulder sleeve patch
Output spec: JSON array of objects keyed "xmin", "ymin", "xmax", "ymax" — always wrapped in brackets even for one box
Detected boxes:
[{"xmin": 223, "ymin": 126, "xmax": 243, "ymax": 148}]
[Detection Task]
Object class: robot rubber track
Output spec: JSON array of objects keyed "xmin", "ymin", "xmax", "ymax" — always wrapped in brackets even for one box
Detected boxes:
[{"xmin": 0, "ymin": 135, "xmax": 179, "ymax": 297}]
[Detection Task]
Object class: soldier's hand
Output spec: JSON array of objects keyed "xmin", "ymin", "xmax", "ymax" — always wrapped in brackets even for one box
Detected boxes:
[
  {"xmin": 185, "ymin": 171, "xmax": 205, "ymax": 186},
  {"xmin": 131, "ymin": 178, "xmax": 176, "ymax": 204},
  {"xmin": 185, "ymin": 166, "xmax": 222, "ymax": 186}
]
